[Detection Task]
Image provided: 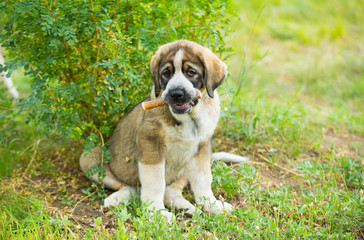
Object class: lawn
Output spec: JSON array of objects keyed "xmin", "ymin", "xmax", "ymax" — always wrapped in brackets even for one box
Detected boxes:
[{"xmin": 1, "ymin": 0, "xmax": 363, "ymax": 239}]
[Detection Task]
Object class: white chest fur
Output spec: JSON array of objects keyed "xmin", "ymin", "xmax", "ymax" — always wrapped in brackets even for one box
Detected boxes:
[{"xmin": 163, "ymin": 94, "xmax": 220, "ymax": 184}]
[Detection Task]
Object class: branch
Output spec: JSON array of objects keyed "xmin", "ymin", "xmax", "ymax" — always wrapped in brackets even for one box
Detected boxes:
[
  {"xmin": 108, "ymin": 0, "xmax": 120, "ymax": 33},
  {"xmin": 98, "ymin": 130, "xmax": 105, "ymax": 167},
  {"xmin": 61, "ymin": 37, "xmax": 75, "ymax": 82},
  {"xmin": 256, "ymin": 153, "xmax": 305, "ymax": 177},
  {"xmin": 161, "ymin": 13, "xmax": 176, "ymax": 44},
  {"xmin": 90, "ymin": 0, "xmax": 101, "ymax": 80}
]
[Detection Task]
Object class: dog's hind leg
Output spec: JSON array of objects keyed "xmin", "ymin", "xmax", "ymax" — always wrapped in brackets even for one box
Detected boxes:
[
  {"xmin": 164, "ymin": 172, "xmax": 197, "ymax": 216},
  {"xmin": 80, "ymin": 147, "xmax": 137, "ymax": 208},
  {"xmin": 79, "ymin": 146, "xmax": 123, "ymax": 191}
]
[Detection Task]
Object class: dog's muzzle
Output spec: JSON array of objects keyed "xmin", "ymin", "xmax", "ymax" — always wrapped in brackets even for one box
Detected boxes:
[{"xmin": 165, "ymin": 88, "xmax": 199, "ymax": 114}]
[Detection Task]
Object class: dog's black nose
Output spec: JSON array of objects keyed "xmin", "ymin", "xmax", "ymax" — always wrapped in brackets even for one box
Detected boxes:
[{"xmin": 169, "ymin": 89, "xmax": 185, "ymax": 100}]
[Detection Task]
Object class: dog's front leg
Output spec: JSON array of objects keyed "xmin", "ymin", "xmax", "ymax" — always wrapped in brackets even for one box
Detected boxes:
[
  {"xmin": 139, "ymin": 161, "xmax": 166, "ymax": 209},
  {"xmin": 187, "ymin": 141, "xmax": 234, "ymax": 214},
  {"xmin": 138, "ymin": 161, "xmax": 173, "ymax": 222},
  {"xmin": 137, "ymin": 125, "xmax": 174, "ymax": 222}
]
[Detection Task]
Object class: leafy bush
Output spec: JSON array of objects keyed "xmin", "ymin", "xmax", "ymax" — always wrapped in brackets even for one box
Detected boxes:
[{"xmin": 0, "ymin": 0, "xmax": 235, "ymax": 145}]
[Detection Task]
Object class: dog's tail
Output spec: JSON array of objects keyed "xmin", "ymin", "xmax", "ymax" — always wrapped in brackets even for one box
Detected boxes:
[{"xmin": 212, "ymin": 152, "xmax": 249, "ymax": 163}]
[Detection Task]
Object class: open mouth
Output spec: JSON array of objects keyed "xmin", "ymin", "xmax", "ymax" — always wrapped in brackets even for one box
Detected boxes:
[{"xmin": 171, "ymin": 98, "xmax": 199, "ymax": 114}]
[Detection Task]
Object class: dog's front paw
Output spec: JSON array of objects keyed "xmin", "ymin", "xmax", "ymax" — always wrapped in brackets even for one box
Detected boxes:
[
  {"xmin": 147, "ymin": 208, "xmax": 175, "ymax": 224},
  {"xmin": 104, "ymin": 192, "xmax": 123, "ymax": 208},
  {"xmin": 203, "ymin": 200, "xmax": 234, "ymax": 214},
  {"xmin": 160, "ymin": 210, "xmax": 175, "ymax": 224},
  {"xmin": 104, "ymin": 187, "xmax": 135, "ymax": 208},
  {"xmin": 167, "ymin": 196, "xmax": 199, "ymax": 216}
]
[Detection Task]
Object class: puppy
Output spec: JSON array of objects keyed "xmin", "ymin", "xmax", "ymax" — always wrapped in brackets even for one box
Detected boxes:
[{"xmin": 80, "ymin": 40, "xmax": 245, "ymax": 221}]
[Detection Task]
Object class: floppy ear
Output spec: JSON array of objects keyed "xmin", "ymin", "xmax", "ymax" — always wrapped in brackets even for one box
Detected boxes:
[
  {"xmin": 150, "ymin": 52, "xmax": 162, "ymax": 98},
  {"xmin": 201, "ymin": 49, "xmax": 227, "ymax": 98}
]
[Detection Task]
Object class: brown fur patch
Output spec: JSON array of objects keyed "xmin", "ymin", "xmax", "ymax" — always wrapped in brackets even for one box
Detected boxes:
[{"xmin": 137, "ymin": 120, "xmax": 166, "ymax": 165}]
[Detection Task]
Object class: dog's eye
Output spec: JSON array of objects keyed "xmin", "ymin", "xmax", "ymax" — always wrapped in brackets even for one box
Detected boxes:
[
  {"xmin": 187, "ymin": 69, "xmax": 196, "ymax": 77},
  {"xmin": 162, "ymin": 70, "xmax": 171, "ymax": 78}
]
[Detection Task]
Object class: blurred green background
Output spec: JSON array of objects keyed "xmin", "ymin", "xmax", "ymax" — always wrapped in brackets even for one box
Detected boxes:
[
  {"xmin": 227, "ymin": 0, "xmax": 363, "ymax": 117},
  {"xmin": 215, "ymin": 0, "xmax": 363, "ymax": 157}
]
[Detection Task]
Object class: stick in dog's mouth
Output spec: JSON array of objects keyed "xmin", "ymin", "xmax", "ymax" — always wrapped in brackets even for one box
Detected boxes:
[{"xmin": 142, "ymin": 90, "xmax": 202, "ymax": 111}]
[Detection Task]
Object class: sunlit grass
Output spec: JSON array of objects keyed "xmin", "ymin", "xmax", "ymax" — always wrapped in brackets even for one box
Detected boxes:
[{"xmin": 227, "ymin": 0, "xmax": 364, "ymax": 101}]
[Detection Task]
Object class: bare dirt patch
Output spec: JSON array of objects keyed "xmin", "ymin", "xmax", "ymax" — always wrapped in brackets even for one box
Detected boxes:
[{"xmin": 321, "ymin": 127, "xmax": 364, "ymax": 157}]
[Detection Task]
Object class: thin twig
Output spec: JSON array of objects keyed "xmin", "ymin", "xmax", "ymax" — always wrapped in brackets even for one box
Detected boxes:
[
  {"xmin": 61, "ymin": 37, "xmax": 75, "ymax": 82},
  {"xmin": 256, "ymin": 153, "xmax": 304, "ymax": 177},
  {"xmin": 70, "ymin": 191, "xmax": 97, "ymax": 216},
  {"xmin": 22, "ymin": 141, "xmax": 38, "ymax": 177},
  {"xmin": 22, "ymin": 175, "xmax": 51, "ymax": 197},
  {"xmin": 247, "ymin": 161, "xmax": 266, "ymax": 166},
  {"xmin": 161, "ymin": 13, "xmax": 176, "ymax": 44},
  {"xmin": 90, "ymin": 0, "xmax": 97, "ymax": 21},
  {"xmin": 43, "ymin": 0, "xmax": 51, "ymax": 11},
  {"xmin": 90, "ymin": 0, "xmax": 101, "ymax": 80},
  {"xmin": 98, "ymin": 130, "xmax": 105, "ymax": 167},
  {"xmin": 20, "ymin": 137, "xmax": 46, "ymax": 156},
  {"xmin": 0, "ymin": 106, "xmax": 16, "ymax": 110},
  {"xmin": 108, "ymin": 0, "xmax": 120, "ymax": 33}
]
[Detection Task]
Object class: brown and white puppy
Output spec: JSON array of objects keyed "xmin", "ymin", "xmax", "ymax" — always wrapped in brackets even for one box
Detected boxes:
[{"xmin": 80, "ymin": 40, "xmax": 245, "ymax": 221}]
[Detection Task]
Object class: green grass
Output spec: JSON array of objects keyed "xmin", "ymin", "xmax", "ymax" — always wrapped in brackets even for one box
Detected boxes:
[
  {"xmin": 2, "ymin": 159, "xmax": 362, "ymax": 239},
  {"xmin": 1, "ymin": 0, "xmax": 364, "ymax": 238},
  {"xmin": 0, "ymin": 187, "xmax": 76, "ymax": 239}
]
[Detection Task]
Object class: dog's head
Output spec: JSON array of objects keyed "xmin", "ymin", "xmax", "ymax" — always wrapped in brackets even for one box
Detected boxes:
[{"xmin": 150, "ymin": 40, "xmax": 227, "ymax": 114}]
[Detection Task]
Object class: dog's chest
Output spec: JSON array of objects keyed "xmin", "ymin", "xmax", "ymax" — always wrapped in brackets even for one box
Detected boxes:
[{"xmin": 163, "ymin": 103, "xmax": 219, "ymax": 183}]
